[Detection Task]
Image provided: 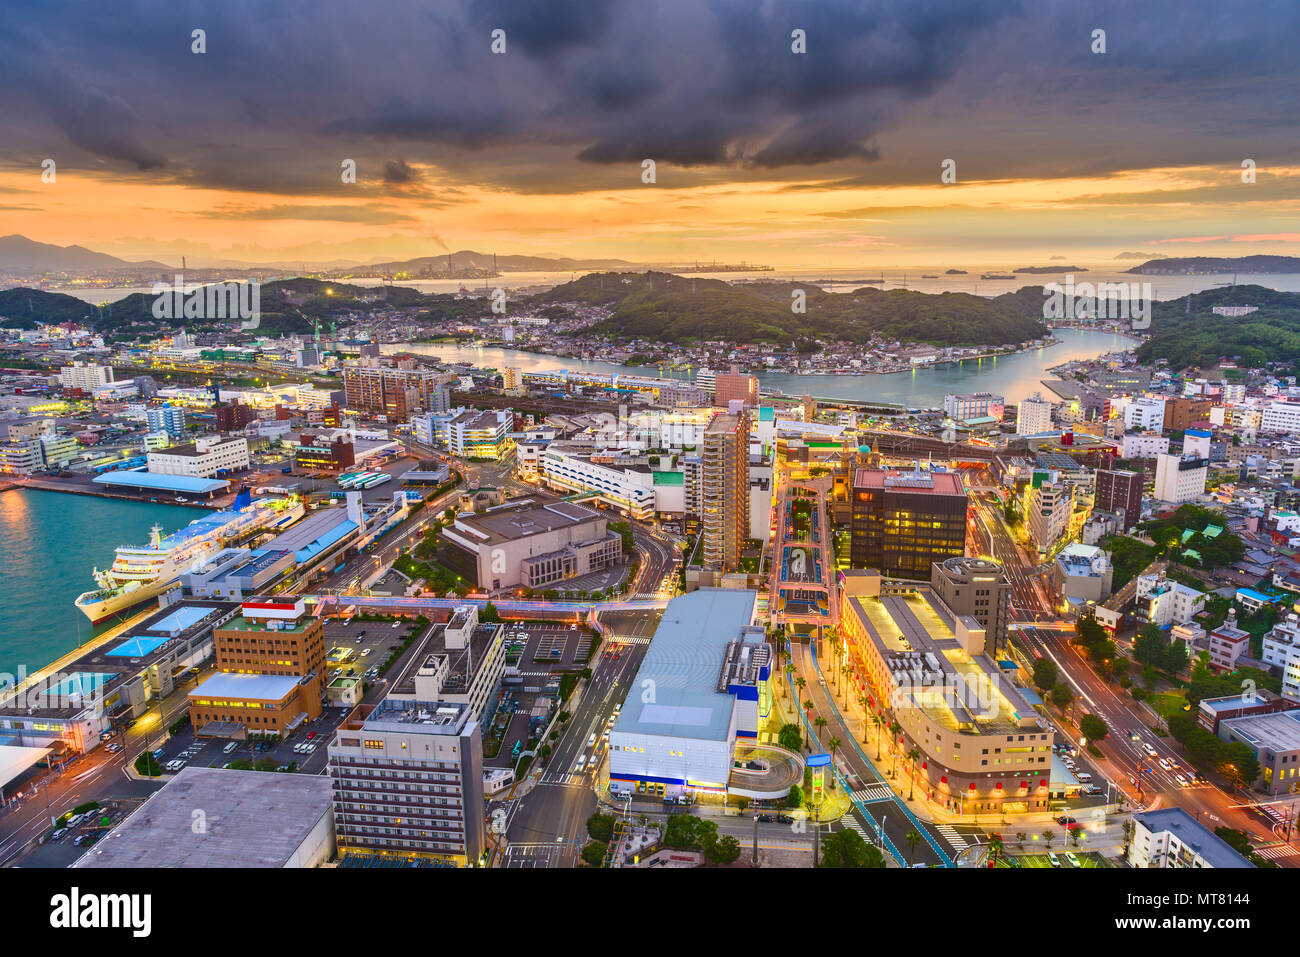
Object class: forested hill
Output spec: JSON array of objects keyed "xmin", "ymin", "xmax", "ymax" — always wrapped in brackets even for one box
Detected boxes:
[
  {"xmin": 1135, "ymin": 285, "xmax": 1300, "ymax": 369},
  {"xmin": 533, "ymin": 272, "xmax": 1047, "ymax": 346}
]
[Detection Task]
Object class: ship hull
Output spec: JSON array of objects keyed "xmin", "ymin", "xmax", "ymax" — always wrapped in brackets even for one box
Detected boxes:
[{"xmin": 75, "ymin": 578, "xmax": 175, "ymax": 625}]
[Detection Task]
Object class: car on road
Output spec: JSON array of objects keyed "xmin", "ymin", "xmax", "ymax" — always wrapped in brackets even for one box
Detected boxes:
[
  {"xmin": 223, "ymin": 741, "xmax": 238, "ymax": 754},
  {"xmin": 1176, "ymin": 774, "xmax": 1189, "ymax": 787},
  {"xmin": 757, "ymin": 813, "xmax": 774, "ymax": 823},
  {"xmin": 1142, "ymin": 743, "xmax": 1158, "ymax": 757},
  {"xmin": 1081, "ymin": 785, "xmax": 1104, "ymax": 796},
  {"xmin": 50, "ymin": 828, "xmax": 67, "ymax": 841},
  {"xmin": 1158, "ymin": 758, "xmax": 1172, "ymax": 771},
  {"xmin": 1055, "ymin": 814, "xmax": 1077, "ymax": 827},
  {"xmin": 104, "ymin": 742, "xmax": 122, "ymax": 754},
  {"xmin": 588, "ymin": 733, "xmax": 597, "ymax": 747}
]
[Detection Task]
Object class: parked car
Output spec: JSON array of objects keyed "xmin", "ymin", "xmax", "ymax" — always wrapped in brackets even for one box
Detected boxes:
[
  {"xmin": 223, "ymin": 742, "xmax": 238, "ymax": 754},
  {"xmin": 1048, "ymin": 852, "xmax": 1061, "ymax": 867},
  {"xmin": 50, "ymin": 828, "xmax": 67, "ymax": 841},
  {"xmin": 1066, "ymin": 852, "xmax": 1082, "ymax": 867}
]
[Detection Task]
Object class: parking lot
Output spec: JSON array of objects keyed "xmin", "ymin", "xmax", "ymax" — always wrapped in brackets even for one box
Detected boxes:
[
  {"xmin": 149, "ymin": 703, "xmax": 352, "ymax": 777},
  {"xmin": 325, "ymin": 616, "xmax": 418, "ymax": 684}
]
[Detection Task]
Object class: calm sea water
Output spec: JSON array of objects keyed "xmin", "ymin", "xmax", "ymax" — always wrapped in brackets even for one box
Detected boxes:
[
  {"xmin": 0, "ymin": 490, "xmax": 198, "ymax": 677},
  {"xmin": 393, "ymin": 327, "xmax": 1134, "ymax": 407}
]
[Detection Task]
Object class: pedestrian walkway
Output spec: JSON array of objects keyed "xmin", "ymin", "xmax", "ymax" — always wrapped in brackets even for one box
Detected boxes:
[
  {"xmin": 852, "ymin": 784, "xmax": 895, "ymax": 804},
  {"xmin": 934, "ymin": 824, "xmax": 971, "ymax": 852},
  {"xmin": 840, "ymin": 813, "xmax": 872, "ymax": 842},
  {"xmin": 1254, "ymin": 843, "xmax": 1299, "ymax": 860}
]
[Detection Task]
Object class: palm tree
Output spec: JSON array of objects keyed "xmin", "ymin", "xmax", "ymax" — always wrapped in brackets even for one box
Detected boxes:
[
  {"xmin": 1015, "ymin": 831, "xmax": 1027, "ymax": 851},
  {"xmin": 795, "ymin": 676, "xmax": 806, "ymax": 703},
  {"xmin": 905, "ymin": 747, "xmax": 922, "ymax": 800},
  {"xmin": 986, "ymin": 834, "xmax": 1004, "ymax": 868},
  {"xmin": 827, "ymin": 736, "xmax": 841, "ymax": 770},
  {"xmin": 904, "ymin": 829, "xmax": 922, "ymax": 866},
  {"xmin": 784, "ymin": 664, "xmax": 795, "ymax": 700},
  {"xmin": 814, "ymin": 716, "xmax": 828, "ymax": 748},
  {"xmin": 872, "ymin": 713, "xmax": 884, "ymax": 759},
  {"xmin": 888, "ymin": 721, "xmax": 902, "ymax": 775}
]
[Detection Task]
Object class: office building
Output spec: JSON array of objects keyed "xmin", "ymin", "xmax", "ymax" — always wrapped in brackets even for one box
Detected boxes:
[
  {"xmin": 329, "ymin": 696, "xmax": 485, "ymax": 865},
  {"xmin": 840, "ymin": 571, "xmax": 1051, "ymax": 814},
  {"xmin": 608, "ymin": 589, "xmax": 770, "ymax": 799},
  {"xmin": 1163, "ymin": 396, "xmax": 1214, "ymax": 432},
  {"xmin": 1094, "ymin": 468, "xmax": 1144, "ymax": 530},
  {"xmin": 147, "ymin": 435, "xmax": 249, "ymax": 478},
  {"xmin": 438, "ymin": 495, "xmax": 622, "ymax": 591},
  {"xmin": 1183, "ymin": 427, "xmax": 1213, "ymax": 459},
  {"xmin": 189, "ymin": 598, "xmax": 325, "ymax": 737},
  {"xmin": 440, "ymin": 409, "xmax": 513, "ymax": 459},
  {"xmin": 146, "ymin": 404, "xmax": 187, "ymax": 439},
  {"xmin": 850, "ymin": 467, "xmax": 968, "ymax": 579},
  {"xmin": 1218, "ymin": 710, "xmax": 1300, "ymax": 795},
  {"xmin": 702, "ymin": 408, "xmax": 749, "ymax": 572},
  {"xmin": 1261, "ymin": 400, "xmax": 1300, "ymax": 435},
  {"xmin": 1124, "ymin": 397, "xmax": 1167, "ymax": 431},
  {"xmin": 1154, "ymin": 452, "xmax": 1207, "ymax": 504},
  {"xmin": 1128, "ymin": 809, "xmax": 1254, "ymax": 868},
  {"xmin": 1016, "ymin": 392, "xmax": 1053, "ymax": 435},
  {"xmin": 944, "ymin": 392, "xmax": 1004, "ymax": 425},
  {"xmin": 930, "ymin": 557, "xmax": 1011, "ymax": 654},
  {"xmin": 713, "ymin": 370, "xmax": 759, "ymax": 408},
  {"xmin": 294, "ymin": 432, "xmax": 356, "ymax": 472}
]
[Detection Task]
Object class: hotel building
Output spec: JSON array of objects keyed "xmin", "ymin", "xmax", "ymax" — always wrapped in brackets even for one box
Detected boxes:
[{"xmin": 849, "ymin": 468, "xmax": 968, "ymax": 579}]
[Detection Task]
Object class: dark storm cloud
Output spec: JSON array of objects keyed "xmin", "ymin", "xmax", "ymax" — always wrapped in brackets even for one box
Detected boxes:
[{"xmin": 0, "ymin": 0, "xmax": 1293, "ymax": 195}]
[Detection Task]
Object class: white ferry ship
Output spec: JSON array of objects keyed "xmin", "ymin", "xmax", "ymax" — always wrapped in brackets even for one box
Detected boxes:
[{"xmin": 74, "ymin": 489, "xmax": 304, "ymax": 624}]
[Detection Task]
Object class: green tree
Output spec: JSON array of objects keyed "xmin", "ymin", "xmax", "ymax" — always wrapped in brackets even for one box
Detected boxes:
[
  {"xmin": 1080, "ymin": 713, "xmax": 1109, "ymax": 744},
  {"xmin": 1050, "ymin": 683, "xmax": 1074, "ymax": 712},
  {"xmin": 814, "ymin": 716, "xmax": 828, "ymax": 747},
  {"xmin": 1032, "ymin": 656, "xmax": 1058, "ymax": 691},
  {"xmin": 580, "ymin": 841, "xmax": 607, "ymax": 867},
  {"xmin": 587, "ymin": 812, "xmax": 616, "ymax": 843},
  {"xmin": 1218, "ymin": 741, "xmax": 1261, "ymax": 789},
  {"xmin": 778, "ymin": 723, "xmax": 803, "ymax": 753},
  {"xmin": 705, "ymin": 834, "xmax": 741, "ymax": 866},
  {"xmin": 905, "ymin": 747, "xmax": 922, "ymax": 801},
  {"xmin": 480, "ymin": 601, "xmax": 502, "ymax": 623},
  {"xmin": 820, "ymin": 828, "xmax": 884, "ymax": 868},
  {"xmin": 787, "ymin": 785, "xmax": 804, "ymax": 809},
  {"xmin": 904, "ymin": 829, "xmax": 922, "ymax": 866}
]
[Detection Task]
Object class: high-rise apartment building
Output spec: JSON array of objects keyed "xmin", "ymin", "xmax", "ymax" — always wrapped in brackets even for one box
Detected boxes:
[
  {"xmin": 1027, "ymin": 480, "xmax": 1074, "ymax": 554},
  {"xmin": 329, "ymin": 696, "xmax": 485, "ymax": 865},
  {"xmin": 59, "ymin": 361, "xmax": 115, "ymax": 392},
  {"xmin": 713, "ymin": 369, "xmax": 759, "ymax": 408},
  {"xmin": 146, "ymin": 404, "xmax": 187, "ymax": 438},
  {"xmin": 1094, "ymin": 468, "xmax": 1144, "ymax": 530},
  {"xmin": 1154, "ymin": 453, "xmax": 1207, "ymax": 504},
  {"xmin": 343, "ymin": 366, "xmax": 445, "ymax": 420},
  {"xmin": 849, "ymin": 468, "xmax": 968, "ymax": 579},
  {"xmin": 1016, "ymin": 392, "xmax": 1053, "ymax": 435},
  {"xmin": 1163, "ymin": 396, "xmax": 1213, "ymax": 432},
  {"xmin": 702, "ymin": 408, "xmax": 749, "ymax": 572}
]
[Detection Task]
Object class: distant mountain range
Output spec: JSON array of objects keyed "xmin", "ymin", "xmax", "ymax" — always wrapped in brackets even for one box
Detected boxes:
[
  {"xmin": 0, "ymin": 235, "xmax": 169, "ymax": 275},
  {"xmin": 1126, "ymin": 255, "xmax": 1300, "ymax": 275}
]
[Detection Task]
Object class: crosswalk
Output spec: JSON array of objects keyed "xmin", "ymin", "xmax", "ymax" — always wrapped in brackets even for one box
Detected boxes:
[
  {"xmin": 840, "ymin": 815, "xmax": 872, "ymax": 842},
  {"xmin": 608, "ymin": 636, "xmax": 651, "ymax": 646},
  {"xmin": 1254, "ymin": 843, "xmax": 1299, "ymax": 860},
  {"xmin": 851, "ymin": 784, "xmax": 895, "ymax": 804},
  {"xmin": 934, "ymin": 824, "xmax": 970, "ymax": 851}
]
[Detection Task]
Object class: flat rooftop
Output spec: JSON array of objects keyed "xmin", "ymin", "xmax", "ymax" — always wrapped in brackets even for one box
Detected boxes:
[
  {"xmin": 217, "ymin": 613, "xmax": 314, "ymax": 635},
  {"xmin": 392, "ymin": 623, "xmax": 501, "ymax": 697},
  {"xmin": 614, "ymin": 589, "xmax": 760, "ymax": 743},
  {"xmin": 852, "ymin": 467, "xmax": 965, "ymax": 496},
  {"xmin": 73, "ymin": 767, "xmax": 333, "ymax": 868},
  {"xmin": 93, "ymin": 471, "xmax": 230, "ymax": 494},
  {"xmin": 1222, "ymin": 709, "xmax": 1300, "ymax": 752},
  {"xmin": 1134, "ymin": 808, "xmax": 1254, "ymax": 868},
  {"xmin": 190, "ymin": 671, "xmax": 305, "ymax": 702},
  {"xmin": 445, "ymin": 495, "xmax": 602, "ymax": 546}
]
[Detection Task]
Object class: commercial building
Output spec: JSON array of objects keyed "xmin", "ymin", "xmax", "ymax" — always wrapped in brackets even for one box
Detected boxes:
[
  {"xmin": 1154, "ymin": 452, "xmax": 1207, "ymax": 504},
  {"xmin": 74, "ymin": 767, "xmax": 335, "ymax": 868},
  {"xmin": 437, "ymin": 409, "xmax": 513, "ymax": 459},
  {"xmin": 1133, "ymin": 572, "xmax": 1206, "ymax": 627},
  {"xmin": 387, "ymin": 606, "xmax": 506, "ymax": 725},
  {"xmin": 215, "ymin": 399, "xmax": 254, "ymax": 432},
  {"xmin": 1128, "ymin": 808, "xmax": 1254, "ymax": 868},
  {"xmin": 539, "ymin": 443, "xmax": 657, "ymax": 521},
  {"xmin": 850, "ymin": 467, "xmax": 968, "ymax": 579},
  {"xmin": 146, "ymin": 404, "xmax": 187, "ymax": 439},
  {"xmin": 1218, "ymin": 709, "xmax": 1300, "ymax": 795},
  {"xmin": 328, "ymin": 696, "xmax": 485, "ymax": 865},
  {"xmin": 1016, "ymin": 392, "xmax": 1053, "ymax": 435},
  {"xmin": 1120, "ymin": 431, "xmax": 1169, "ymax": 459},
  {"xmin": 189, "ymin": 598, "xmax": 325, "ymax": 738},
  {"xmin": 930, "ymin": 557, "xmax": 1011, "ymax": 655},
  {"xmin": 147, "ymin": 435, "xmax": 249, "ymax": 478},
  {"xmin": 182, "ymin": 547, "xmax": 295, "ymax": 600},
  {"xmin": 1261, "ymin": 400, "xmax": 1300, "ymax": 435},
  {"xmin": 1052, "ymin": 542, "xmax": 1114, "ymax": 604},
  {"xmin": 0, "ymin": 600, "xmax": 237, "ymax": 755},
  {"xmin": 702, "ymin": 408, "xmax": 749, "ymax": 572},
  {"xmin": 294, "ymin": 431, "xmax": 356, "ymax": 472},
  {"xmin": 944, "ymin": 392, "xmax": 1004, "ymax": 425},
  {"xmin": 1163, "ymin": 396, "xmax": 1214, "ymax": 432},
  {"xmin": 839, "ymin": 571, "xmax": 1051, "ymax": 814},
  {"xmin": 1094, "ymin": 468, "xmax": 1144, "ymax": 530},
  {"xmin": 438, "ymin": 495, "xmax": 622, "ymax": 591},
  {"xmin": 1197, "ymin": 690, "xmax": 1294, "ymax": 735},
  {"xmin": 1124, "ymin": 397, "xmax": 1166, "ymax": 432},
  {"xmin": 1027, "ymin": 480, "xmax": 1074, "ymax": 554},
  {"xmin": 609, "ymin": 589, "xmax": 774, "ymax": 798}
]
